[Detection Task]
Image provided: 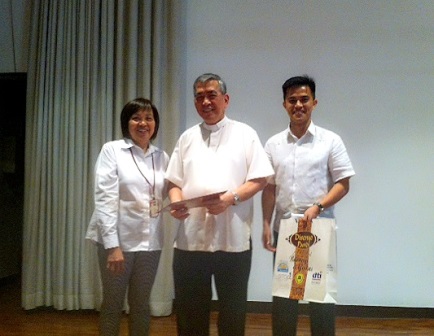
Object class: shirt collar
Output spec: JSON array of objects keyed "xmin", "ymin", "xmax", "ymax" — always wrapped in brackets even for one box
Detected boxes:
[
  {"xmin": 287, "ymin": 121, "xmax": 316, "ymax": 140},
  {"xmin": 121, "ymin": 138, "xmax": 157, "ymax": 156},
  {"xmin": 201, "ymin": 116, "xmax": 228, "ymax": 132}
]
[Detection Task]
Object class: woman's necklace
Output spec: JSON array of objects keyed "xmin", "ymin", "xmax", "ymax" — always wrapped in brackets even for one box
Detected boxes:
[{"xmin": 129, "ymin": 148, "xmax": 160, "ymax": 218}]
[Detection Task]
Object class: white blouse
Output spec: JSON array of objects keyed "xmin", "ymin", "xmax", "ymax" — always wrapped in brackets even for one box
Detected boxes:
[{"xmin": 86, "ymin": 138, "xmax": 169, "ymax": 251}]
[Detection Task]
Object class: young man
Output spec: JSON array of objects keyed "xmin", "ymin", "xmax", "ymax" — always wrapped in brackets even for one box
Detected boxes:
[
  {"xmin": 262, "ymin": 75, "xmax": 355, "ymax": 335},
  {"xmin": 166, "ymin": 73, "xmax": 274, "ymax": 336}
]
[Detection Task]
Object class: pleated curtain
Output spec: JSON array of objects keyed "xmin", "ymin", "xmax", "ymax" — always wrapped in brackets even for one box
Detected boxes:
[{"xmin": 22, "ymin": 0, "xmax": 186, "ymax": 315}]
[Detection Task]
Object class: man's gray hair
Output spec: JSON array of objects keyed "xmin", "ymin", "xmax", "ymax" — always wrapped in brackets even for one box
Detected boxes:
[{"xmin": 193, "ymin": 73, "xmax": 227, "ymax": 95}]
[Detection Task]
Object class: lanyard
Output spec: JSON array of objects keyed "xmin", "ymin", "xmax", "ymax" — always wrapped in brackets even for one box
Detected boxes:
[{"xmin": 129, "ymin": 148, "xmax": 155, "ymax": 198}]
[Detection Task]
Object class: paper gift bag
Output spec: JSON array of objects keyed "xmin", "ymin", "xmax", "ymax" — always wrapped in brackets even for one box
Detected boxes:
[{"xmin": 272, "ymin": 217, "xmax": 337, "ymax": 303}]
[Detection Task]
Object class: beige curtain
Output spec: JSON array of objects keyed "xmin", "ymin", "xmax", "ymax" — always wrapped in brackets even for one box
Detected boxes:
[{"xmin": 22, "ymin": 0, "xmax": 186, "ymax": 315}]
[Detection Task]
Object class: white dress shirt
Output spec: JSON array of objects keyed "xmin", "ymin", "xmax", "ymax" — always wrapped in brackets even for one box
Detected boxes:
[
  {"xmin": 86, "ymin": 138, "xmax": 169, "ymax": 251},
  {"xmin": 265, "ymin": 122, "xmax": 355, "ymax": 231},
  {"xmin": 165, "ymin": 116, "xmax": 274, "ymax": 252}
]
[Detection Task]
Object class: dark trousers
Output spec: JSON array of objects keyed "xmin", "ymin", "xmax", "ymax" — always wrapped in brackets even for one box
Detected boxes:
[
  {"xmin": 97, "ymin": 245, "xmax": 161, "ymax": 336},
  {"xmin": 173, "ymin": 248, "xmax": 252, "ymax": 336},
  {"xmin": 273, "ymin": 231, "xmax": 335, "ymax": 336},
  {"xmin": 273, "ymin": 296, "xmax": 335, "ymax": 336}
]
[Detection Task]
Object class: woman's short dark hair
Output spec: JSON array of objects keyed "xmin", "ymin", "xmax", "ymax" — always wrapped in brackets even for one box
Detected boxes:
[{"xmin": 120, "ymin": 98, "xmax": 160, "ymax": 141}]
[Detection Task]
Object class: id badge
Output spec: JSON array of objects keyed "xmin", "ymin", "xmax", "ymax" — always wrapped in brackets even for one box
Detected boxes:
[{"xmin": 150, "ymin": 198, "xmax": 161, "ymax": 218}]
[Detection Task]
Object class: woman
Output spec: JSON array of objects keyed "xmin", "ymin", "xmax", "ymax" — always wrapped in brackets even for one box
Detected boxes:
[{"xmin": 86, "ymin": 98, "xmax": 169, "ymax": 336}]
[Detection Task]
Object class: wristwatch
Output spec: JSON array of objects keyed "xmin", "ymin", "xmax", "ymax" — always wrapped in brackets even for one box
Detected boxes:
[
  {"xmin": 313, "ymin": 202, "xmax": 324, "ymax": 213},
  {"xmin": 231, "ymin": 191, "xmax": 241, "ymax": 205}
]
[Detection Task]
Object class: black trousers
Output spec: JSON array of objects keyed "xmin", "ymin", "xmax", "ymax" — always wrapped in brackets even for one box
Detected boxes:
[
  {"xmin": 273, "ymin": 231, "xmax": 335, "ymax": 336},
  {"xmin": 273, "ymin": 297, "xmax": 335, "ymax": 336},
  {"xmin": 97, "ymin": 245, "xmax": 161, "ymax": 336},
  {"xmin": 173, "ymin": 248, "xmax": 252, "ymax": 336}
]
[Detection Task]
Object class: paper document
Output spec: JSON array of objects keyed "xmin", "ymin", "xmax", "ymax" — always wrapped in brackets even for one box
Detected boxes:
[{"xmin": 162, "ymin": 191, "xmax": 227, "ymax": 212}]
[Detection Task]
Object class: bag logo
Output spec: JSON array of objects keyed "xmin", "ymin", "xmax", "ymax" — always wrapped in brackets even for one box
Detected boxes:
[
  {"xmin": 286, "ymin": 232, "xmax": 321, "ymax": 248},
  {"xmin": 295, "ymin": 273, "xmax": 305, "ymax": 285},
  {"xmin": 277, "ymin": 262, "xmax": 289, "ymax": 273}
]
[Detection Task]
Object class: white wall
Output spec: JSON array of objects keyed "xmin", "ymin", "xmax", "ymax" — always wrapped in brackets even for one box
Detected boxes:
[
  {"xmin": 184, "ymin": 0, "xmax": 434, "ymax": 308},
  {"xmin": 2, "ymin": 0, "xmax": 433, "ymax": 308}
]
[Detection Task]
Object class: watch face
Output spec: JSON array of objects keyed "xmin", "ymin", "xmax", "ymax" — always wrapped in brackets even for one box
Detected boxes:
[
  {"xmin": 232, "ymin": 191, "xmax": 241, "ymax": 205},
  {"xmin": 314, "ymin": 202, "xmax": 323, "ymax": 212}
]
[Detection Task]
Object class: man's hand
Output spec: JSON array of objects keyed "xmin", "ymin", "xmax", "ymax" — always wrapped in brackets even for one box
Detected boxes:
[
  {"xmin": 168, "ymin": 182, "xmax": 190, "ymax": 219},
  {"xmin": 204, "ymin": 191, "xmax": 234, "ymax": 215},
  {"xmin": 170, "ymin": 206, "xmax": 190, "ymax": 220},
  {"xmin": 262, "ymin": 224, "xmax": 276, "ymax": 252},
  {"xmin": 303, "ymin": 205, "xmax": 321, "ymax": 222}
]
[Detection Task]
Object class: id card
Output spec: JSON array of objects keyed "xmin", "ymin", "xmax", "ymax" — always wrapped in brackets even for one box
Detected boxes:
[{"xmin": 150, "ymin": 198, "xmax": 161, "ymax": 218}]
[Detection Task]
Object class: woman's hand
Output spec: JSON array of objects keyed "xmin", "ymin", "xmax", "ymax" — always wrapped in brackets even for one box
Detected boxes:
[{"xmin": 106, "ymin": 247, "xmax": 125, "ymax": 275}]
